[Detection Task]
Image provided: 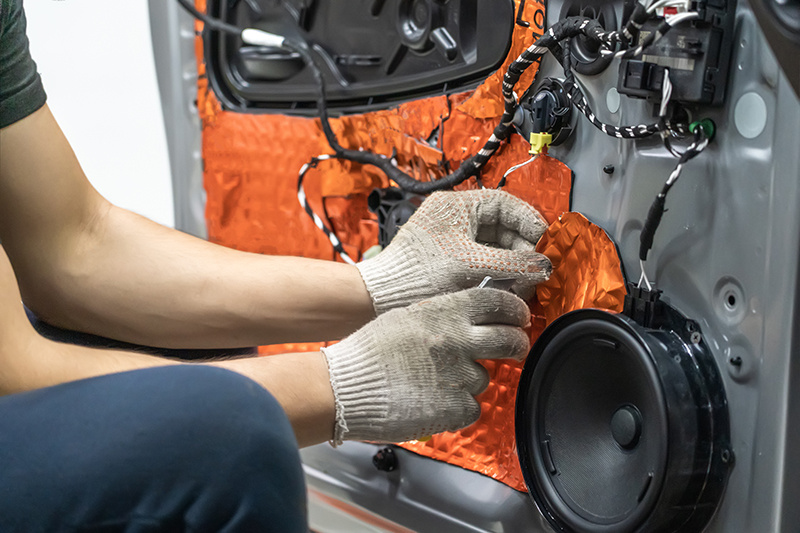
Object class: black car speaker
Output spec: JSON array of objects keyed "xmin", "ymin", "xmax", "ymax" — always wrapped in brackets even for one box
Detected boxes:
[{"xmin": 516, "ymin": 287, "xmax": 732, "ymax": 533}]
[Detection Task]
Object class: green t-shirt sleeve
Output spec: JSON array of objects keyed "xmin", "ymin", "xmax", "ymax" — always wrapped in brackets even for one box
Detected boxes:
[{"xmin": 0, "ymin": 0, "xmax": 47, "ymax": 128}]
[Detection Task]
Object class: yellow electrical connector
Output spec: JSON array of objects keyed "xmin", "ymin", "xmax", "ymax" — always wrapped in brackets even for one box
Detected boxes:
[{"xmin": 529, "ymin": 132, "xmax": 553, "ymax": 155}]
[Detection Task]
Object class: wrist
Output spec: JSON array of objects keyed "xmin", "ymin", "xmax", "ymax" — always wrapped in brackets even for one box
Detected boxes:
[
  {"xmin": 321, "ymin": 330, "xmax": 389, "ymax": 445},
  {"xmin": 214, "ymin": 351, "xmax": 336, "ymax": 447},
  {"xmin": 356, "ymin": 233, "xmax": 434, "ymax": 314}
]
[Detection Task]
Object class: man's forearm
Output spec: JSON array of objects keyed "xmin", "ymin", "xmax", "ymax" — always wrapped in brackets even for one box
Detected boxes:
[
  {"xmin": 2, "ymin": 332, "xmax": 334, "ymax": 448},
  {"xmin": 0, "ymin": 242, "xmax": 335, "ymax": 448},
  {"xmin": 0, "ymin": 106, "xmax": 374, "ymax": 350},
  {"xmin": 17, "ymin": 206, "xmax": 375, "ymax": 349},
  {"xmin": 211, "ymin": 352, "xmax": 335, "ymax": 447}
]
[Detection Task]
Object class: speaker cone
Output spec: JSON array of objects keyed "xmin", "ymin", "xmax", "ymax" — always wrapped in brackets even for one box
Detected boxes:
[{"xmin": 516, "ymin": 299, "xmax": 731, "ymax": 533}]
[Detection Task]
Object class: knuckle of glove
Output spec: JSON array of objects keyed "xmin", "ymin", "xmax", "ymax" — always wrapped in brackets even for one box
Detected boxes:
[
  {"xmin": 463, "ymin": 287, "xmax": 531, "ymax": 327},
  {"xmin": 413, "ymin": 191, "xmax": 466, "ymax": 226},
  {"xmin": 417, "ymin": 289, "xmax": 479, "ymax": 317},
  {"xmin": 462, "ymin": 361, "xmax": 491, "ymax": 395},
  {"xmin": 462, "ymin": 396, "xmax": 483, "ymax": 426},
  {"xmin": 495, "ymin": 191, "xmax": 549, "ymax": 242},
  {"xmin": 412, "ymin": 292, "xmax": 467, "ymax": 320},
  {"xmin": 502, "ymin": 327, "xmax": 532, "ymax": 361},
  {"xmin": 467, "ymin": 325, "xmax": 531, "ymax": 361},
  {"xmin": 440, "ymin": 393, "xmax": 482, "ymax": 431},
  {"xmin": 436, "ymin": 350, "xmax": 490, "ymax": 395},
  {"xmin": 411, "ymin": 382, "xmax": 481, "ymax": 436}
]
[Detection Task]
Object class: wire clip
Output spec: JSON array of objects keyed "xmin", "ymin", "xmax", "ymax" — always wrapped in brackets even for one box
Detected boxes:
[{"xmin": 689, "ymin": 118, "xmax": 716, "ymax": 142}]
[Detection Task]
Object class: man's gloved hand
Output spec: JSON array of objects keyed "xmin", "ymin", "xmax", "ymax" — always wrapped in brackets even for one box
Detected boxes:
[
  {"xmin": 322, "ymin": 287, "xmax": 531, "ymax": 445},
  {"xmin": 357, "ymin": 189, "xmax": 551, "ymax": 314}
]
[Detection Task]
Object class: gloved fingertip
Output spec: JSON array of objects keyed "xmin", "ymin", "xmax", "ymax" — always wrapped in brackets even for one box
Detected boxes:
[
  {"xmin": 525, "ymin": 253, "xmax": 553, "ymax": 277},
  {"xmin": 513, "ymin": 332, "xmax": 532, "ymax": 361},
  {"xmin": 465, "ymin": 398, "xmax": 482, "ymax": 426},
  {"xmin": 467, "ymin": 287, "xmax": 532, "ymax": 326},
  {"xmin": 470, "ymin": 363, "xmax": 491, "ymax": 395},
  {"xmin": 511, "ymin": 283, "xmax": 536, "ymax": 302},
  {"xmin": 512, "ymin": 344, "xmax": 530, "ymax": 362}
]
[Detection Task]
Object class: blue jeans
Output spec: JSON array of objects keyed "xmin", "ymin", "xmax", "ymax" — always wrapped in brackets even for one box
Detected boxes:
[{"xmin": 0, "ymin": 364, "xmax": 308, "ymax": 532}]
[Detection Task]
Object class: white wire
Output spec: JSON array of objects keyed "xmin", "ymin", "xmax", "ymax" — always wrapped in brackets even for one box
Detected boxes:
[
  {"xmin": 647, "ymin": 0, "xmax": 687, "ymax": 13},
  {"xmin": 659, "ymin": 68, "xmax": 672, "ymax": 118},
  {"xmin": 297, "ymin": 154, "xmax": 358, "ymax": 266},
  {"xmin": 665, "ymin": 11, "xmax": 700, "ymax": 25},
  {"xmin": 638, "ymin": 259, "xmax": 653, "ymax": 290},
  {"xmin": 664, "ymin": 135, "xmax": 710, "ymax": 186},
  {"xmin": 241, "ymin": 28, "xmax": 286, "ymax": 47},
  {"xmin": 665, "ymin": 164, "xmax": 683, "ymax": 187},
  {"xmin": 502, "ymin": 155, "xmax": 537, "ymax": 182},
  {"xmin": 601, "ymin": 10, "xmax": 700, "ymax": 60}
]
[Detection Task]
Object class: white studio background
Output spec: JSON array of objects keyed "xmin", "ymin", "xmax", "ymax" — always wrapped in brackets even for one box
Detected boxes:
[{"xmin": 24, "ymin": 0, "xmax": 175, "ymax": 228}]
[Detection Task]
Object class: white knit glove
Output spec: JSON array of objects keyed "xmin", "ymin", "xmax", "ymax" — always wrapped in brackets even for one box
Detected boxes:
[
  {"xmin": 357, "ymin": 189, "xmax": 551, "ymax": 314},
  {"xmin": 321, "ymin": 287, "xmax": 531, "ymax": 444}
]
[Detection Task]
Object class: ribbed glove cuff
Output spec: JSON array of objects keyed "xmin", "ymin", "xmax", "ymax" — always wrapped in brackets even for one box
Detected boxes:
[
  {"xmin": 356, "ymin": 234, "xmax": 435, "ymax": 314},
  {"xmin": 321, "ymin": 331, "xmax": 389, "ymax": 445}
]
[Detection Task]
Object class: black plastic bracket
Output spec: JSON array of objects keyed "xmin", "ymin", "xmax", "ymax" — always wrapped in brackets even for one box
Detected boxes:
[
  {"xmin": 623, "ymin": 283, "xmax": 665, "ymax": 329},
  {"xmin": 616, "ymin": 0, "xmax": 737, "ymax": 105},
  {"xmin": 205, "ymin": 0, "xmax": 516, "ymax": 114}
]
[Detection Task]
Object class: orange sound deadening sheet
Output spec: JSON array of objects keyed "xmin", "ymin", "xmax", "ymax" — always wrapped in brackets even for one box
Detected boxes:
[
  {"xmin": 195, "ymin": 0, "xmax": 556, "ymax": 350},
  {"xmin": 195, "ymin": 0, "xmax": 623, "ymax": 492}
]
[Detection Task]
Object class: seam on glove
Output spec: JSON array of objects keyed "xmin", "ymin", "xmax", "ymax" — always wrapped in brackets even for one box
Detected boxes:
[{"xmin": 320, "ymin": 346, "xmax": 348, "ymax": 447}]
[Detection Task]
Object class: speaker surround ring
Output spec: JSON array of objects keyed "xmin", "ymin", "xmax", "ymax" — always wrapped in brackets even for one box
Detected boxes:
[{"xmin": 516, "ymin": 303, "xmax": 731, "ymax": 533}]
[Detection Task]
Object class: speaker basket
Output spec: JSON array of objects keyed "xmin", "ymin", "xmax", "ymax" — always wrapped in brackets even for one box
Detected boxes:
[{"xmin": 516, "ymin": 302, "xmax": 731, "ymax": 533}]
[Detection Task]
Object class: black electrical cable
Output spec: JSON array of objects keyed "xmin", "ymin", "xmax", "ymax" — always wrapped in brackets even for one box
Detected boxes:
[
  {"xmin": 552, "ymin": 15, "xmax": 689, "ymax": 139},
  {"xmin": 176, "ymin": 0, "xmax": 242, "ymax": 35},
  {"xmin": 178, "ymin": 1, "xmax": 700, "ymax": 263},
  {"xmin": 501, "ymin": 16, "xmax": 688, "ymax": 146},
  {"xmin": 179, "ymin": 2, "xmax": 688, "ymax": 192},
  {"xmin": 175, "ymin": 0, "xmax": 477, "ymax": 193},
  {"xmin": 639, "ymin": 127, "xmax": 709, "ymax": 261},
  {"xmin": 663, "ymin": 133, "xmax": 687, "ymax": 158},
  {"xmin": 622, "ymin": 3, "xmax": 650, "ymax": 42},
  {"xmin": 621, "ymin": 0, "xmax": 640, "ymax": 38},
  {"xmin": 560, "ymin": 38, "xmax": 573, "ymax": 85},
  {"xmin": 284, "ymin": 40, "xmax": 482, "ymax": 195},
  {"xmin": 612, "ymin": 18, "xmax": 673, "ymax": 61}
]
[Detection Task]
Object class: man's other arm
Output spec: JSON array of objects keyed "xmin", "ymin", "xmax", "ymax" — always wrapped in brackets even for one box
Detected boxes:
[
  {"xmin": 0, "ymin": 105, "xmax": 375, "ymax": 349},
  {"xmin": 0, "ymin": 242, "xmax": 335, "ymax": 447}
]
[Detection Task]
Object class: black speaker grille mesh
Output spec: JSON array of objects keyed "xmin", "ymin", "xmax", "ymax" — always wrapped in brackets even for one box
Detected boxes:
[{"xmin": 536, "ymin": 326, "xmax": 667, "ymax": 524}]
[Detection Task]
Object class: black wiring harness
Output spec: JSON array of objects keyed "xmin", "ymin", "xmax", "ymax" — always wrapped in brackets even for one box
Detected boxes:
[{"xmin": 179, "ymin": 0, "xmax": 708, "ymax": 265}]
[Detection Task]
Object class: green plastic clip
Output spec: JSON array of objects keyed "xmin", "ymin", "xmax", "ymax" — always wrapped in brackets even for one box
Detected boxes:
[{"xmin": 689, "ymin": 118, "xmax": 716, "ymax": 142}]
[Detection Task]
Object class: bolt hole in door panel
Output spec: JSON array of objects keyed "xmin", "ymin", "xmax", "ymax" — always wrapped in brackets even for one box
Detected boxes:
[{"xmin": 149, "ymin": 0, "xmax": 800, "ymax": 530}]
